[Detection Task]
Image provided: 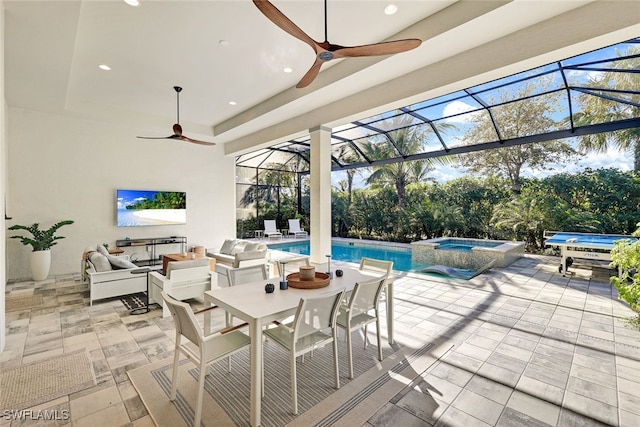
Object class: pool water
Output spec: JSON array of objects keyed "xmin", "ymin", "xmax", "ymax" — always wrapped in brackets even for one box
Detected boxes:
[
  {"xmin": 437, "ymin": 240, "xmax": 501, "ymax": 251},
  {"xmin": 268, "ymin": 240, "xmax": 431, "ymax": 273}
]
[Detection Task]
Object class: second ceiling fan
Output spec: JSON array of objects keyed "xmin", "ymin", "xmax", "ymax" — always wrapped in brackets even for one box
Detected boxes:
[
  {"xmin": 137, "ymin": 86, "xmax": 215, "ymax": 146},
  {"xmin": 253, "ymin": 0, "xmax": 422, "ymax": 88}
]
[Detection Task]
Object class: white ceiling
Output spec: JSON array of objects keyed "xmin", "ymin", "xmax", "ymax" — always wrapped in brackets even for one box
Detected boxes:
[{"xmin": 4, "ymin": 0, "xmax": 640, "ymax": 155}]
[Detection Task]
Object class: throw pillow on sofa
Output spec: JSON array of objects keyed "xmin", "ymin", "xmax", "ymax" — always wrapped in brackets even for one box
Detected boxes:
[
  {"xmin": 97, "ymin": 245, "xmax": 138, "ymax": 269},
  {"xmin": 219, "ymin": 239, "xmax": 237, "ymax": 255},
  {"xmin": 88, "ymin": 252, "xmax": 112, "ymax": 272}
]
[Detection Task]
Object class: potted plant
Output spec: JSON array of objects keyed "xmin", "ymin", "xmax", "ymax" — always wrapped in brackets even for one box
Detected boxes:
[{"xmin": 8, "ymin": 220, "xmax": 74, "ymax": 280}]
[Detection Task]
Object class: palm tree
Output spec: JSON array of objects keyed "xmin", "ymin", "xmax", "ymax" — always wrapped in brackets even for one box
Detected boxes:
[
  {"xmin": 362, "ymin": 115, "xmax": 455, "ymax": 238},
  {"xmin": 491, "ymin": 193, "xmax": 546, "ymax": 251},
  {"xmin": 572, "ymin": 47, "xmax": 640, "ymax": 171},
  {"xmin": 363, "ymin": 116, "xmax": 447, "ymax": 209}
]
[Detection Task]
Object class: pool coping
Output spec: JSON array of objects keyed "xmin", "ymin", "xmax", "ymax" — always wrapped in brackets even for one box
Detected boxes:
[{"xmin": 267, "ymin": 236, "xmax": 413, "ymax": 251}]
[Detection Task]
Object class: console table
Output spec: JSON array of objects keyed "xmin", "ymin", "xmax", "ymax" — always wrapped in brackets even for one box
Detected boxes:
[{"xmin": 116, "ymin": 236, "xmax": 187, "ymax": 268}]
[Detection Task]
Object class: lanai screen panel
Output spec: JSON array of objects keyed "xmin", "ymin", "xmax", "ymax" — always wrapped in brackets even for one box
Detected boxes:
[{"xmin": 235, "ymin": 37, "xmax": 640, "ymax": 174}]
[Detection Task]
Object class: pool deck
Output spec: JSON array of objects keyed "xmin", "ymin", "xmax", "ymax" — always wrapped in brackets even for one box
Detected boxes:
[
  {"xmin": 3, "ymin": 253, "xmax": 639, "ymax": 426},
  {"xmin": 360, "ymin": 253, "xmax": 640, "ymax": 426}
]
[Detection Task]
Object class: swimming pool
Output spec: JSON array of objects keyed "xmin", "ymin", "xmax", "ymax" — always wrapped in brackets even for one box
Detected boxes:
[{"xmin": 268, "ymin": 240, "xmax": 430, "ymax": 273}]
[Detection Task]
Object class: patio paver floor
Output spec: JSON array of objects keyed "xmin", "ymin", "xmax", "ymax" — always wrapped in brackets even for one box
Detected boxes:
[{"xmin": 2, "ymin": 253, "xmax": 639, "ymax": 426}]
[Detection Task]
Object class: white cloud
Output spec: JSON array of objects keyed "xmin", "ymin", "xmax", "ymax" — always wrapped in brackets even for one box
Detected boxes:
[
  {"xmin": 577, "ymin": 147, "xmax": 632, "ymax": 171},
  {"xmin": 522, "ymin": 146, "xmax": 633, "ymax": 179},
  {"xmin": 431, "ymin": 165, "xmax": 465, "ymax": 183},
  {"xmin": 442, "ymin": 101, "xmax": 482, "ymax": 123}
]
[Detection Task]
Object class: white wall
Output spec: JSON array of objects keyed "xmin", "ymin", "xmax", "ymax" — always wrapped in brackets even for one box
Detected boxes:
[{"xmin": 6, "ymin": 107, "xmax": 236, "ymax": 281}]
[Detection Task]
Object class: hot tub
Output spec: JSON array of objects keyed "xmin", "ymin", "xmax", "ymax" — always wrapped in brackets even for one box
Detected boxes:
[{"xmin": 411, "ymin": 237, "xmax": 525, "ymax": 270}]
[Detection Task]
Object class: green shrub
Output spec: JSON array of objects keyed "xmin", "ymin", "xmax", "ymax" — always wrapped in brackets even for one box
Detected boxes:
[{"xmin": 610, "ymin": 223, "xmax": 640, "ymax": 327}]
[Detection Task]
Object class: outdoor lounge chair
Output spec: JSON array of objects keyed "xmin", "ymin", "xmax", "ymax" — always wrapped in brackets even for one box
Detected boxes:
[
  {"xmin": 264, "ymin": 220, "xmax": 282, "ymax": 240},
  {"xmin": 288, "ymin": 219, "xmax": 308, "ymax": 239}
]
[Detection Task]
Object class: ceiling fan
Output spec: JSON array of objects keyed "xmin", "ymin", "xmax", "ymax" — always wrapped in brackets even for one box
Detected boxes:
[
  {"xmin": 253, "ymin": 0, "xmax": 422, "ymax": 88},
  {"xmin": 137, "ymin": 86, "xmax": 215, "ymax": 146}
]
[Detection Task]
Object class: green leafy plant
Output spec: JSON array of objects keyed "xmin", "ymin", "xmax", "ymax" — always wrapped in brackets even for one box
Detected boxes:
[
  {"xmin": 8, "ymin": 220, "xmax": 74, "ymax": 251},
  {"xmin": 610, "ymin": 222, "xmax": 640, "ymax": 329}
]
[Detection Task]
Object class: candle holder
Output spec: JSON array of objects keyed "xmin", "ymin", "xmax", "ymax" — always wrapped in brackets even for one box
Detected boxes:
[
  {"xmin": 326, "ymin": 254, "xmax": 333, "ymax": 279},
  {"xmin": 279, "ymin": 261, "xmax": 288, "ymax": 290}
]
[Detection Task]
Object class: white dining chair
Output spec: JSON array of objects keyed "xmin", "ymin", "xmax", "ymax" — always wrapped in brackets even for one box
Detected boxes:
[
  {"xmin": 359, "ymin": 257, "xmax": 393, "ymax": 302},
  {"xmin": 228, "ymin": 263, "xmax": 269, "ymax": 286},
  {"xmin": 263, "ymin": 288, "xmax": 346, "ymax": 415},
  {"xmin": 161, "ymin": 291, "xmax": 250, "ymax": 427},
  {"xmin": 336, "ymin": 276, "xmax": 388, "ymax": 379},
  {"xmin": 221, "ymin": 263, "xmax": 269, "ymax": 326},
  {"xmin": 359, "ymin": 257, "xmax": 393, "ymax": 276}
]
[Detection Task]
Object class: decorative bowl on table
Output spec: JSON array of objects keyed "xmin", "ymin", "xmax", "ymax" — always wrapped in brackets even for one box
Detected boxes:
[
  {"xmin": 299, "ymin": 265, "xmax": 316, "ymax": 280},
  {"xmin": 286, "ymin": 272, "xmax": 330, "ymax": 289}
]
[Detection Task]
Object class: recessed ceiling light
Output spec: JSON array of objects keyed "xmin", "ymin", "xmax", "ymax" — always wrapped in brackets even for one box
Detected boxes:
[
  {"xmin": 124, "ymin": 0, "xmax": 140, "ymax": 7},
  {"xmin": 219, "ymin": 40, "xmax": 230, "ymax": 47},
  {"xmin": 229, "ymin": 101, "xmax": 237, "ymax": 106},
  {"xmin": 98, "ymin": 64, "xmax": 111, "ymax": 71},
  {"xmin": 384, "ymin": 4, "xmax": 398, "ymax": 15},
  {"xmin": 283, "ymin": 67, "xmax": 293, "ymax": 73}
]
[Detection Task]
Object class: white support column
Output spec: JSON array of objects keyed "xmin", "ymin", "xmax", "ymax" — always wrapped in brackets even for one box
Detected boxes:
[{"xmin": 309, "ymin": 125, "xmax": 332, "ymax": 265}]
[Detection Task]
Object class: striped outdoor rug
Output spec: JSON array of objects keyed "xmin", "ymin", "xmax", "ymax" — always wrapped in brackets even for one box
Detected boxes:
[
  {"xmin": 129, "ymin": 330, "xmax": 448, "ymax": 427},
  {"xmin": 120, "ymin": 292, "xmax": 147, "ymax": 310}
]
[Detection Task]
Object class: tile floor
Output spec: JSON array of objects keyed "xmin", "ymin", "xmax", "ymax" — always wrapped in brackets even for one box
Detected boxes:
[{"xmin": 2, "ymin": 254, "xmax": 640, "ymax": 426}]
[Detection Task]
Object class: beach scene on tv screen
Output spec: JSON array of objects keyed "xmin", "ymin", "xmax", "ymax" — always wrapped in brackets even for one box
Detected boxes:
[{"xmin": 117, "ymin": 189, "xmax": 186, "ymax": 226}]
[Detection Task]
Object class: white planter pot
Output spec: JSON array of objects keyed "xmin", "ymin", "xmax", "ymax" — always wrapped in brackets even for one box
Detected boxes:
[{"xmin": 30, "ymin": 250, "xmax": 51, "ymax": 281}]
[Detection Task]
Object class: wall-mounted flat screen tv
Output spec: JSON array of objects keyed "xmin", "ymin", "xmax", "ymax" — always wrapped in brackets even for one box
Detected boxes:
[{"xmin": 116, "ymin": 189, "xmax": 186, "ymax": 227}]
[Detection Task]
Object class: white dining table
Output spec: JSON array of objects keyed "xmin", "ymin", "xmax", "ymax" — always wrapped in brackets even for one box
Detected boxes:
[{"xmin": 203, "ymin": 265, "xmax": 395, "ymax": 427}]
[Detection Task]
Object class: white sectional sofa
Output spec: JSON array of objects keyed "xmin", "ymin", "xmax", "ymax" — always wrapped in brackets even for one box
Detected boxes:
[
  {"xmin": 84, "ymin": 245, "xmax": 149, "ymax": 305},
  {"xmin": 207, "ymin": 239, "xmax": 269, "ymax": 286},
  {"xmin": 206, "ymin": 239, "xmax": 268, "ymax": 268}
]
